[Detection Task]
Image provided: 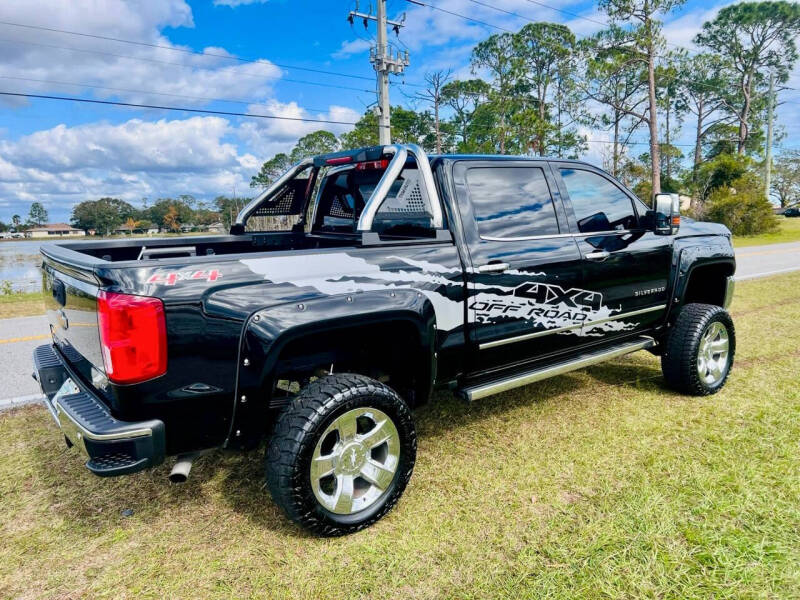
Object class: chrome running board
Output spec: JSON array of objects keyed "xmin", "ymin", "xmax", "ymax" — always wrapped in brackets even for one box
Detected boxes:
[{"xmin": 459, "ymin": 336, "xmax": 656, "ymax": 402}]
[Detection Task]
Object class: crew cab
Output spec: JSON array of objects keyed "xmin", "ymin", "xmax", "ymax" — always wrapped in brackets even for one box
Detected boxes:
[{"xmin": 33, "ymin": 144, "xmax": 736, "ymax": 535}]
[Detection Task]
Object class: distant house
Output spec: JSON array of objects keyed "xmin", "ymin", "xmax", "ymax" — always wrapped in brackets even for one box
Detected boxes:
[
  {"xmin": 27, "ymin": 223, "xmax": 86, "ymax": 238},
  {"xmin": 112, "ymin": 224, "xmax": 136, "ymax": 235},
  {"xmin": 112, "ymin": 224, "xmax": 159, "ymax": 235},
  {"xmin": 205, "ymin": 221, "xmax": 226, "ymax": 234}
]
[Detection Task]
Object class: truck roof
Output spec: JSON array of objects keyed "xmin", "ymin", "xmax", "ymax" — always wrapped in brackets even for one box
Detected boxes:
[
  {"xmin": 312, "ymin": 144, "xmax": 594, "ymax": 170},
  {"xmin": 430, "ymin": 154, "xmax": 593, "ymax": 167}
]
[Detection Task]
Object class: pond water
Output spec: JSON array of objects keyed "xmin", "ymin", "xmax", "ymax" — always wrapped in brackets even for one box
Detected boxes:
[{"xmin": 0, "ymin": 241, "xmax": 44, "ymax": 292}]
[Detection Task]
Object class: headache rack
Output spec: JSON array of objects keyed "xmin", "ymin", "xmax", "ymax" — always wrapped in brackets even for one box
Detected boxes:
[{"xmin": 234, "ymin": 143, "xmax": 443, "ymax": 233}]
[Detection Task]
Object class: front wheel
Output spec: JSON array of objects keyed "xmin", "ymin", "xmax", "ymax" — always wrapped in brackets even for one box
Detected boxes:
[
  {"xmin": 265, "ymin": 373, "xmax": 416, "ymax": 536},
  {"xmin": 661, "ymin": 303, "xmax": 736, "ymax": 396}
]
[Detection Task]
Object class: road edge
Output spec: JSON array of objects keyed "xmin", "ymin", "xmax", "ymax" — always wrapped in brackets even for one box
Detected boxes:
[{"xmin": 0, "ymin": 394, "xmax": 44, "ymax": 412}]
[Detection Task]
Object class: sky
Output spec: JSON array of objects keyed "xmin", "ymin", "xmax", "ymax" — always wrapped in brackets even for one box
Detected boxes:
[{"xmin": 0, "ymin": 0, "xmax": 798, "ymax": 223}]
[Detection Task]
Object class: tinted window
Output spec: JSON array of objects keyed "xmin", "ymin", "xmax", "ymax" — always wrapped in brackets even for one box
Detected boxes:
[
  {"xmin": 466, "ymin": 167, "xmax": 559, "ymax": 238},
  {"xmin": 560, "ymin": 168, "xmax": 638, "ymax": 233}
]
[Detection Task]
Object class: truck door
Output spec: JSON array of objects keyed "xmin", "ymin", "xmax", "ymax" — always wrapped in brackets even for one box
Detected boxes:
[
  {"xmin": 553, "ymin": 164, "xmax": 671, "ymax": 339},
  {"xmin": 452, "ymin": 160, "xmax": 586, "ymax": 374}
]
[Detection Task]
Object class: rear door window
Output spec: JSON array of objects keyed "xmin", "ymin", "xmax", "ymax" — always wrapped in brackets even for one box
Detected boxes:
[{"xmin": 465, "ymin": 166, "xmax": 559, "ymax": 239}]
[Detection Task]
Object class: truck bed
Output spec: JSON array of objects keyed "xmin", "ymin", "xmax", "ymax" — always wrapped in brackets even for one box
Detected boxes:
[{"xmin": 42, "ymin": 231, "xmax": 362, "ymax": 266}]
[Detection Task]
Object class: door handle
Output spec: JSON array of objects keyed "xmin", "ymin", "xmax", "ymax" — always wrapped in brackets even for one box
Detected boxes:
[
  {"xmin": 585, "ymin": 251, "xmax": 610, "ymax": 261},
  {"xmin": 477, "ymin": 262, "xmax": 510, "ymax": 274}
]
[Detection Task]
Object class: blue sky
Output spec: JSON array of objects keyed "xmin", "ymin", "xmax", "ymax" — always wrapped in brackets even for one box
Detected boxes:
[{"xmin": 0, "ymin": 0, "xmax": 797, "ymax": 223}]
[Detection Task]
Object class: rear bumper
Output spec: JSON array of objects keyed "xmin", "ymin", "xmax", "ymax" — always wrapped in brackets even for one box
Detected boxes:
[{"xmin": 33, "ymin": 344, "xmax": 166, "ymax": 477}]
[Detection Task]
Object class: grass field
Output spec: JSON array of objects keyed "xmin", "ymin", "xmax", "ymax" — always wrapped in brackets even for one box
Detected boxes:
[
  {"xmin": 0, "ymin": 291, "xmax": 44, "ymax": 319},
  {"xmin": 1, "ymin": 273, "xmax": 799, "ymax": 599},
  {"xmin": 733, "ymin": 216, "xmax": 800, "ymax": 247}
]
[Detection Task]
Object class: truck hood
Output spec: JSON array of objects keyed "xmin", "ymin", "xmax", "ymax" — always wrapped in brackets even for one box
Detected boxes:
[{"xmin": 675, "ymin": 217, "xmax": 731, "ymax": 239}]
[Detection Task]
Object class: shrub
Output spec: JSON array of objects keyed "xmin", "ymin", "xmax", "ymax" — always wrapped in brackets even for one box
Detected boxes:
[{"xmin": 704, "ymin": 174, "xmax": 779, "ymax": 235}]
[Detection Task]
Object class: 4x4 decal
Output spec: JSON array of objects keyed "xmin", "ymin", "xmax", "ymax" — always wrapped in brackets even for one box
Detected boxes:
[
  {"xmin": 470, "ymin": 281, "xmax": 633, "ymax": 336},
  {"xmin": 514, "ymin": 282, "xmax": 602, "ymax": 311}
]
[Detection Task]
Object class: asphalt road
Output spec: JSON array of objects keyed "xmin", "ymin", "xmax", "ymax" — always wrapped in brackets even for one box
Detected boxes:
[{"xmin": 0, "ymin": 241, "xmax": 797, "ymax": 407}]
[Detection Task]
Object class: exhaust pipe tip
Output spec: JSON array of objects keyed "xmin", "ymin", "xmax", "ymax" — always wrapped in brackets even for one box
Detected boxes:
[
  {"xmin": 168, "ymin": 471, "xmax": 188, "ymax": 484},
  {"xmin": 169, "ymin": 450, "xmax": 207, "ymax": 484}
]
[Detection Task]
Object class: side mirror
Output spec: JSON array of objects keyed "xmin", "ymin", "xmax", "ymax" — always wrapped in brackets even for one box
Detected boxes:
[{"xmin": 652, "ymin": 192, "xmax": 680, "ymax": 235}]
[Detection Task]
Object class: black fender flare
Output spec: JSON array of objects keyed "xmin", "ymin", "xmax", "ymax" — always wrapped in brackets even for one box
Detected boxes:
[
  {"xmin": 665, "ymin": 240, "xmax": 736, "ymax": 323},
  {"xmin": 226, "ymin": 289, "xmax": 437, "ymax": 448}
]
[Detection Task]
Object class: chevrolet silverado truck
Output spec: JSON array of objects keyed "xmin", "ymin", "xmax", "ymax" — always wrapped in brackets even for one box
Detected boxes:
[{"xmin": 33, "ymin": 144, "xmax": 736, "ymax": 536}]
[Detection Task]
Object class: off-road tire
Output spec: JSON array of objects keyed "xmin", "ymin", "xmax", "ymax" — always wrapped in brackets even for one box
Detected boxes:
[
  {"xmin": 661, "ymin": 303, "xmax": 735, "ymax": 395},
  {"xmin": 265, "ymin": 373, "xmax": 416, "ymax": 536}
]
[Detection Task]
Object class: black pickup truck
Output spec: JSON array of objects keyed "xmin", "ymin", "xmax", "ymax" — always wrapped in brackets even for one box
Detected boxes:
[{"xmin": 33, "ymin": 144, "xmax": 736, "ymax": 535}]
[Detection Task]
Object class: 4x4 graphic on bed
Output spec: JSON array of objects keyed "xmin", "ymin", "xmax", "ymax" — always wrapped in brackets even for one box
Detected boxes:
[{"xmin": 33, "ymin": 144, "xmax": 736, "ymax": 536}]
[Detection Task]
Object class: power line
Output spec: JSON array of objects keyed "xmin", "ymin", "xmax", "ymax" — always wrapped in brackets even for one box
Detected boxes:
[
  {"xmin": 1, "ymin": 89, "xmax": 738, "ymax": 148},
  {"xmin": 405, "ymin": 0, "xmax": 514, "ymax": 33},
  {"xmin": 520, "ymin": 0, "xmax": 608, "ymax": 28},
  {"xmin": 0, "ymin": 91, "xmax": 361, "ymax": 125},
  {"xmin": 0, "ymin": 19, "xmax": 376, "ymax": 83},
  {"xmin": 0, "ymin": 38, "xmax": 375, "ymax": 94},
  {"xmin": 0, "ymin": 75, "xmax": 339, "ymax": 115}
]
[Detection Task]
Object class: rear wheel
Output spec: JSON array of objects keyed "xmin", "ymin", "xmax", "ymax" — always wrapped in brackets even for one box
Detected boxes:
[
  {"xmin": 661, "ymin": 303, "xmax": 735, "ymax": 395},
  {"xmin": 265, "ymin": 373, "xmax": 416, "ymax": 536}
]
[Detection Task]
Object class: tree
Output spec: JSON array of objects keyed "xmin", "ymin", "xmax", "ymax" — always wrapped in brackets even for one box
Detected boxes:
[
  {"xmin": 250, "ymin": 153, "xmax": 292, "ymax": 189},
  {"xmin": 579, "ymin": 30, "xmax": 648, "ymax": 176},
  {"xmin": 215, "ymin": 196, "xmax": 247, "ymax": 230},
  {"xmin": 28, "ymin": 202, "xmax": 48, "ymax": 226},
  {"xmin": 656, "ymin": 52, "xmax": 687, "ymax": 184},
  {"xmin": 471, "ymin": 33, "xmax": 518, "ymax": 154},
  {"xmin": 339, "ymin": 111, "xmax": 380, "ymax": 148},
  {"xmin": 598, "ymin": 0, "xmax": 686, "ymax": 195},
  {"xmin": 71, "ymin": 198, "xmax": 134, "ymax": 235},
  {"xmin": 675, "ymin": 52, "xmax": 735, "ymax": 170},
  {"xmin": 11, "ymin": 215, "xmax": 21, "ymax": 230},
  {"xmin": 441, "ymin": 79, "xmax": 490, "ymax": 152},
  {"xmin": 695, "ymin": 1, "xmax": 800, "ymax": 155},
  {"xmin": 289, "ymin": 130, "xmax": 339, "ymax": 163},
  {"xmin": 0, "ymin": 221, "xmax": 7, "ymax": 232},
  {"xmin": 771, "ymin": 151, "xmax": 800, "ymax": 208},
  {"xmin": 406, "ymin": 70, "xmax": 453, "ymax": 154},
  {"xmin": 692, "ymin": 152, "xmax": 751, "ymax": 208},
  {"xmin": 704, "ymin": 172, "xmax": 778, "ymax": 235},
  {"xmin": 148, "ymin": 198, "xmax": 193, "ymax": 232},
  {"xmin": 512, "ymin": 22, "xmax": 582, "ymax": 157},
  {"xmin": 389, "ymin": 106, "xmax": 437, "ymax": 148}
]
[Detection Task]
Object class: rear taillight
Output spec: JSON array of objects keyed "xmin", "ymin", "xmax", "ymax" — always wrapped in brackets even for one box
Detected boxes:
[{"xmin": 97, "ymin": 290, "xmax": 167, "ymax": 384}]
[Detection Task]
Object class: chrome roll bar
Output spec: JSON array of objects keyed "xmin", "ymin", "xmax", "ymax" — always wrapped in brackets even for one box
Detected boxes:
[
  {"xmin": 357, "ymin": 143, "xmax": 442, "ymax": 231},
  {"xmin": 236, "ymin": 144, "xmax": 443, "ymax": 232}
]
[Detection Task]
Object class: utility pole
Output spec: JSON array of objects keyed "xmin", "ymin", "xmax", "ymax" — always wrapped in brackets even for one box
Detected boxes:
[
  {"xmin": 765, "ymin": 71, "xmax": 775, "ymax": 202},
  {"xmin": 348, "ymin": 1, "xmax": 409, "ymax": 145}
]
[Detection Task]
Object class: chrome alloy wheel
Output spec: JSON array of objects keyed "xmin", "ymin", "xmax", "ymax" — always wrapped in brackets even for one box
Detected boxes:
[
  {"xmin": 310, "ymin": 407, "xmax": 401, "ymax": 515},
  {"xmin": 696, "ymin": 321, "xmax": 730, "ymax": 386}
]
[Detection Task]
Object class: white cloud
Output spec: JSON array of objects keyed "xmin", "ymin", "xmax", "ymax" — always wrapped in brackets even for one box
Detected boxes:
[
  {"xmin": 0, "ymin": 116, "xmax": 275, "ymax": 216},
  {"xmin": 237, "ymin": 101, "xmax": 361, "ymax": 158},
  {"xmin": 0, "ymin": 0, "xmax": 282, "ymax": 107},
  {"xmin": 0, "ymin": 105, "xmax": 365, "ymax": 220},
  {"xmin": 332, "ymin": 39, "xmax": 372, "ymax": 60}
]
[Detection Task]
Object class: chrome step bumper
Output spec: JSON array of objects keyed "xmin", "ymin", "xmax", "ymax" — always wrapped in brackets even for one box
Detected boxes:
[
  {"xmin": 459, "ymin": 337, "xmax": 656, "ymax": 401},
  {"xmin": 33, "ymin": 344, "xmax": 166, "ymax": 477}
]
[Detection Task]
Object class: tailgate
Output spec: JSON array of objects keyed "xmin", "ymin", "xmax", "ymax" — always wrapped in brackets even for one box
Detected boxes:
[{"xmin": 42, "ymin": 257, "xmax": 104, "ymax": 383}]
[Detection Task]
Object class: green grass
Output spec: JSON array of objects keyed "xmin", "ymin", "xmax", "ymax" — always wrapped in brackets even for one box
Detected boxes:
[
  {"xmin": 733, "ymin": 216, "xmax": 800, "ymax": 247},
  {"xmin": 1, "ymin": 273, "xmax": 799, "ymax": 599},
  {"xmin": 0, "ymin": 291, "xmax": 44, "ymax": 319}
]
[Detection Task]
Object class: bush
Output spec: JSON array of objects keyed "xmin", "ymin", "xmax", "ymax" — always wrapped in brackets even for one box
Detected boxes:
[{"xmin": 704, "ymin": 174, "xmax": 779, "ymax": 236}]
